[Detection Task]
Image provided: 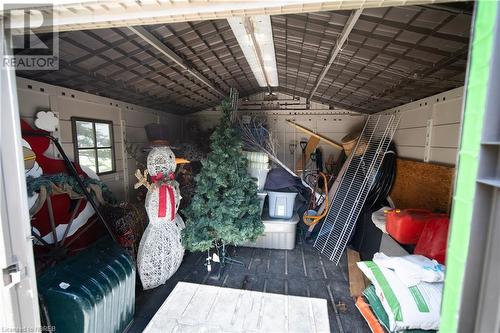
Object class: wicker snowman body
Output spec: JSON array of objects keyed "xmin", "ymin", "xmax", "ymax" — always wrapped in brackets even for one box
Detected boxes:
[{"xmin": 136, "ymin": 146, "xmax": 185, "ymax": 290}]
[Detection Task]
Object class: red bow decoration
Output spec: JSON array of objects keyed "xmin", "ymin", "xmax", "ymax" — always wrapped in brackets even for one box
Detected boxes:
[
  {"xmin": 118, "ymin": 229, "xmax": 135, "ymax": 248},
  {"xmin": 151, "ymin": 172, "xmax": 176, "ymax": 221}
]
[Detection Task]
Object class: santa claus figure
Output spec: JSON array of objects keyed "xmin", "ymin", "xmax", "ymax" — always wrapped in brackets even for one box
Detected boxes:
[{"xmin": 22, "ymin": 120, "xmax": 106, "ymax": 253}]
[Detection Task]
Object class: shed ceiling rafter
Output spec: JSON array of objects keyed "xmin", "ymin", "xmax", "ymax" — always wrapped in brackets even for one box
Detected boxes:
[
  {"xmin": 309, "ymin": 9, "xmax": 363, "ymax": 100},
  {"xmin": 271, "ymin": 3, "xmax": 470, "ymax": 112},
  {"xmin": 5, "ymin": 0, "xmax": 459, "ymax": 33},
  {"xmin": 129, "ymin": 25, "xmax": 225, "ymax": 97},
  {"xmin": 278, "ymin": 86, "xmax": 370, "ymax": 113},
  {"xmin": 272, "ymin": 20, "xmax": 462, "ymax": 70},
  {"xmin": 56, "ymin": 37, "xmax": 206, "ymax": 110},
  {"xmin": 285, "ymin": 13, "xmax": 465, "ymax": 61},
  {"xmin": 16, "ymin": 3, "xmax": 472, "ymax": 114},
  {"xmin": 108, "ymin": 28, "xmax": 222, "ymax": 103},
  {"xmin": 55, "ymin": 59, "xmax": 186, "ymax": 112},
  {"xmin": 62, "ymin": 29, "xmax": 218, "ymax": 107},
  {"xmin": 326, "ymin": 5, "xmax": 459, "ymax": 106},
  {"xmin": 344, "ymin": 8, "xmax": 467, "ymax": 109},
  {"xmin": 358, "ymin": 13, "xmax": 469, "ymax": 44},
  {"xmin": 355, "ymin": 45, "xmax": 469, "ymax": 109}
]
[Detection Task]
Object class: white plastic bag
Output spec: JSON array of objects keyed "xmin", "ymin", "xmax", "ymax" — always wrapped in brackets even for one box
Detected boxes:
[
  {"xmin": 358, "ymin": 261, "xmax": 443, "ymax": 331},
  {"xmin": 373, "ymin": 252, "xmax": 445, "ymax": 287},
  {"xmin": 371, "ymin": 206, "xmax": 391, "ymax": 233}
]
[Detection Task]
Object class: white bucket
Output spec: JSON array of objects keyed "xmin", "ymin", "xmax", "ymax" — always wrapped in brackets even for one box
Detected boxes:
[
  {"xmin": 247, "ymin": 161, "xmax": 269, "ymax": 170},
  {"xmin": 267, "ymin": 191, "xmax": 298, "ymax": 219},
  {"xmin": 257, "ymin": 192, "xmax": 267, "ymax": 215},
  {"xmin": 248, "ymin": 167, "xmax": 270, "ymax": 190},
  {"xmin": 245, "ymin": 151, "xmax": 269, "ymax": 164}
]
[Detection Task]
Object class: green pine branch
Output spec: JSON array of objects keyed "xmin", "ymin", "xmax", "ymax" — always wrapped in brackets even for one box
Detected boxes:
[{"xmin": 182, "ymin": 97, "xmax": 264, "ymax": 252}]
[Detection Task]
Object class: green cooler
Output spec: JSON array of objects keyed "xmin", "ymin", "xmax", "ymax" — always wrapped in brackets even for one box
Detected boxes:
[{"xmin": 38, "ymin": 239, "xmax": 135, "ymax": 333}]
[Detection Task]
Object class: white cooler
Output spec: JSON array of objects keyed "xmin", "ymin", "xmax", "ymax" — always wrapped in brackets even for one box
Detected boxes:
[{"xmin": 243, "ymin": 213, "xmax": 299, "ymax": 250}]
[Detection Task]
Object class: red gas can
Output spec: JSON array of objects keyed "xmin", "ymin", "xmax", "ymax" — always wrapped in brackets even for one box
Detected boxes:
[
  {"xmin": 414, "ymin": 214, "xmax": 450, "ymax": 264},
  {"xmin": 385, "ymin": 209, "xmax": 433, "ymax": 244}
]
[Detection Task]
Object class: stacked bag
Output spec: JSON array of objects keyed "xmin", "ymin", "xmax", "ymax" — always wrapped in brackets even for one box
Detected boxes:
[{"xmin": 356, "ymin": 253, "xmax": 445, "ymax": 332}]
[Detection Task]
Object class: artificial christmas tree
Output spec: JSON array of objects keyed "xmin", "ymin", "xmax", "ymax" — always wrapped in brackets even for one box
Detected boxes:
[{"xmin": 182, "ymin": 97, "xmax": 264, "ymax": 268}]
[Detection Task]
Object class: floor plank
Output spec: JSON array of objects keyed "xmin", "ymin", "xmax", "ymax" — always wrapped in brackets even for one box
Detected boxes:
[{"xmin": 347, "ymin": 249, "xmax": 366, "ymax": 298}]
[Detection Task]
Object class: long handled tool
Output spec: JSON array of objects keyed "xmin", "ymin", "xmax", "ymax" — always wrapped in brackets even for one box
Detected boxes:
[
  {"xmin": 286, "ymin": 119, "xmax": 343, "ymax": 149},
  {"xmin": 303, "ymin": 172, "xmax": 329, "ymax": 241}
]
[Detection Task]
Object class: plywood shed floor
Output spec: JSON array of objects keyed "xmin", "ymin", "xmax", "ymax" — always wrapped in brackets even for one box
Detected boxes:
[{"xmin": 130, "ymin": 234, "xmax": 370, "ymax": 333}]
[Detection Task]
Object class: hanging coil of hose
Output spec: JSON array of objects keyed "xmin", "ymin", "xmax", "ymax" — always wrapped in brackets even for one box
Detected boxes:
[
  {"xmin": 365, "ymin": 142, "xmax": 397, "ymax": 208},
  {"xmin": 303, "ymin": 172, "xmax": 329, "ymax": 227}
]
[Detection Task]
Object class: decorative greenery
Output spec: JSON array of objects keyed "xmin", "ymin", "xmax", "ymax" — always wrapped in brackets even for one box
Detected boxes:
[
  {"xmin": 101, "ymin": 202, "xmax": 147, "ymax": 261},
  {"xmin": 124, "ymin": 140, "xmax": 147, "ymax": 170},
  {"xmin": 26, "ymin": 173, "xmax": 117, "ymax": 205},
  {"xmin": 182, "ymin": 98, "xmax": 264, "ymax": 252}
]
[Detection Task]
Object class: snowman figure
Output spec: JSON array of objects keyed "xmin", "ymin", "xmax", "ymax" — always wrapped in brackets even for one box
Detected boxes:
[{"xmin": 135, "ymin": 146, "xmax": 185, "ymax": 290}]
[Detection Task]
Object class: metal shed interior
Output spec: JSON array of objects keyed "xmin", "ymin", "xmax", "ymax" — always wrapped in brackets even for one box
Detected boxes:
[{"xmin": 5, "ymin": 1, "xmax": 478, "ymax": 332}]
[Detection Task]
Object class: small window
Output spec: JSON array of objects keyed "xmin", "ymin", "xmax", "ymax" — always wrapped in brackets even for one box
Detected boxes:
[{"xmin": 71, "ymin": 117, "xmax": 115, "ymax": 175}]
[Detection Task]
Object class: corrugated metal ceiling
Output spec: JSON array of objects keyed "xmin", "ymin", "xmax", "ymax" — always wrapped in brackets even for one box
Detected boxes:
[
  {"xmin": 4, "ymin": 0, "xmax": 459, "ymax": 33},
  {"xmin": 16, "ymin": 3, "xmax": 473, "ymax": 114}
]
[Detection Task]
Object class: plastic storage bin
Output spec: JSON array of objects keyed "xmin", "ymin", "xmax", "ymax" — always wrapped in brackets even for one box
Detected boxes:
[
  {"xmin": 267, "ymin": 191, "xmax": 297, "ymax": 219},
  {"xmin": 248, "ymin": 161, "xmax": 269, "ymax": 169},
  {"xmin": 248, "ymin": 167, "xmax": 270, "ymax": 190},
  {"xmin": 244, "ymin": 213, "xmax": 299, "ymax": 250},
  {"xmin": 245, "ymin": 151, "xmax": 269, "ymax": 190},
  {"xmin": 257, "ymin": 191, "xmax": 267, "ymax": 215},
  {"xmin": 386, "ymin": 209, "xmax": 432, "ymax": 244},
  {"xmin": 245, "ymin": 151, "xmax": 269, "ymax": 164}
]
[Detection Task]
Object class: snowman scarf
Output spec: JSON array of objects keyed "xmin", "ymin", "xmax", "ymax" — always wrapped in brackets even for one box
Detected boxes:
[{"xmin": 151, "ymin": 172, "xmax": 176, "ymax": 221}]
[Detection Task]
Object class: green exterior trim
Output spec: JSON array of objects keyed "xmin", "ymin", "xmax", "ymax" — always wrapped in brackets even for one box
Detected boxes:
[{"xmin": 440, "ymin": 1, "xmax": 499, "ymax": 332}]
